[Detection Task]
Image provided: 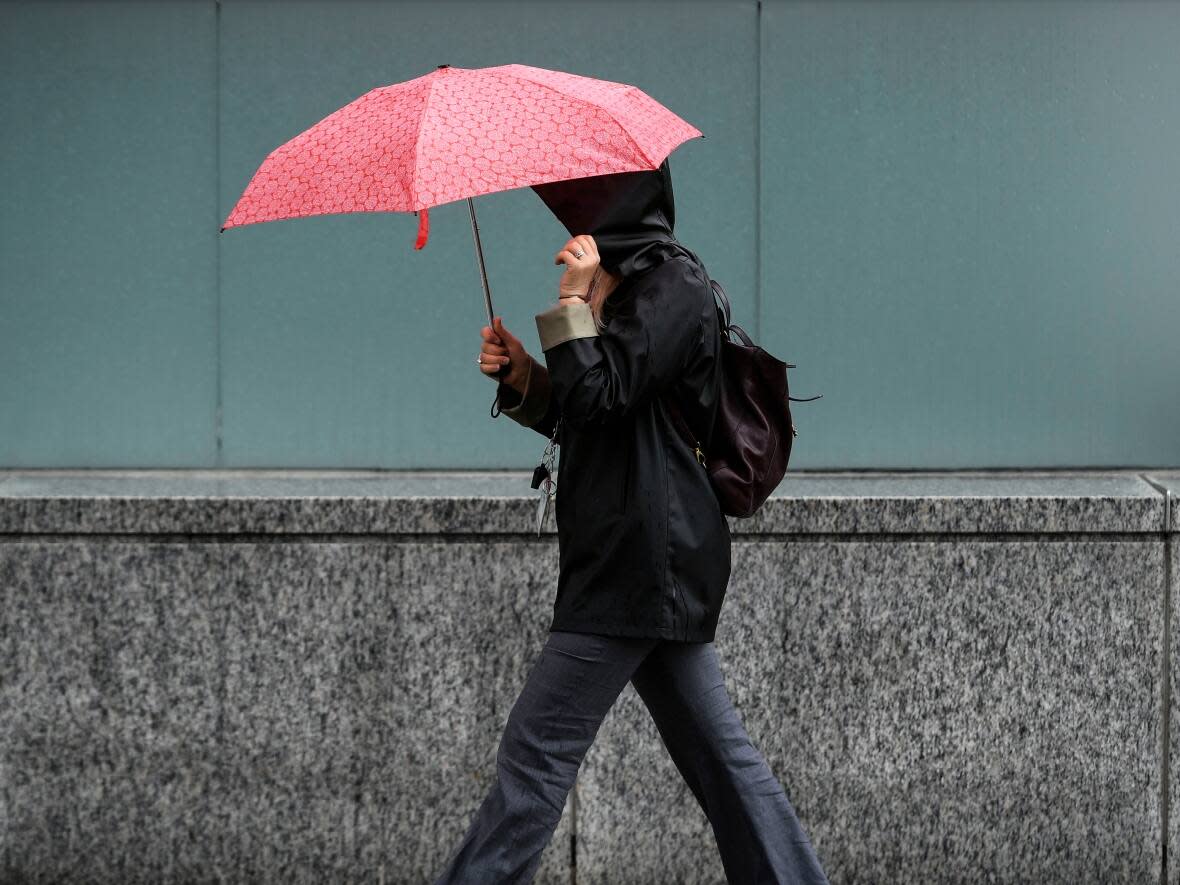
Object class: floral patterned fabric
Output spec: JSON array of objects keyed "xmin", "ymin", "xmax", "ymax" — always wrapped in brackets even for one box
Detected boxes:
[{"xmin": 221, "ymin": 63, "xmax": 702, "ymax": 249}]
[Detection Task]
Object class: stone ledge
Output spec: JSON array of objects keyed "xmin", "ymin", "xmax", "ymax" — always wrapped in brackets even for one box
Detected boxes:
[
  {"xmin": 0, "ymin": 469, "xmax": 1172, "ymax": 535},
  {"xmin": 1148, "ymin": 471, "xmax": 1179, "ymax": 530}
]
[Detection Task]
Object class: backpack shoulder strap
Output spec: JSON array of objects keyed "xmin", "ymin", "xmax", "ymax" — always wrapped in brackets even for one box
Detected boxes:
[
  {"xmin": 661, "ymin": 273, "xmax": 725, "ymax": 459},
  {"xmin": 711, "ymin": 278, "xmax": 732, "ymax": 329}
]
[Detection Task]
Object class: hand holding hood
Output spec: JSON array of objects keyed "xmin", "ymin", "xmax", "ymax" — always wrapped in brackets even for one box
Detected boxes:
[{"xmin": 530, "ymin": 158, "xmax": 699, "ymax": 279}]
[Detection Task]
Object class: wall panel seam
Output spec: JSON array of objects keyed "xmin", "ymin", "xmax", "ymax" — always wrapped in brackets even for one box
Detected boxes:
[{"xmin": 1141, "ymin": 472, "xmax": 1172, "ymax": 884}]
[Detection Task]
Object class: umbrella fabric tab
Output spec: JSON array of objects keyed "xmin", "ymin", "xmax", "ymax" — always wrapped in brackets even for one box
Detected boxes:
[{"xmin": 414, "ymin": 208, "xmax": 430, "ymax": 249}]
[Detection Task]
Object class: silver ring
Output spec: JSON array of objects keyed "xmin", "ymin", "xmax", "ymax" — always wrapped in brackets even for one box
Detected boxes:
[
  {"xmin": 476, "ymin": 356, "xmax": 482, "ymax": 364},
  {"xmin": 572, "ymin": 249, "xmax": 585, "ymax": 259}
]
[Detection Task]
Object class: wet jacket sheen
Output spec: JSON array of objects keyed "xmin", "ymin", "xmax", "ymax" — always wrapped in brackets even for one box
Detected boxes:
[{"xmin": 496, "ymin": 160, "xmax": 731, "ymax": 642}]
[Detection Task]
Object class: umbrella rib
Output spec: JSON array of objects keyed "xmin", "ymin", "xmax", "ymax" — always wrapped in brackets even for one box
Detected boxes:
[
  {"xmin": 499, "ymin": 70, "xmax": 657, "ymax": 169},
  {"xmin": 588, "ymin": 86, "xmax": 657, "ymax": 168},
  {"xmin": 409, "ymin": 75, "xmax": 438, "ymax": 209}
]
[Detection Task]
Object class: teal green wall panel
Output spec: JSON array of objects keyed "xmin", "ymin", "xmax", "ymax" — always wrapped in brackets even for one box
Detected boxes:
[
  {"xmin": 761, "ymin": 0, "xmax": 1180, "ymax": 468},
  {"xmin": 218, "ymin": 0, "xmax": 756, "ymax": 467},
  {"xmin": 2, "ymin": 0, "xmax": 1176, "ymax": 468},
  {"xmin": 0, "ymin": 1, "xmax": 219, "ymax": 467}
]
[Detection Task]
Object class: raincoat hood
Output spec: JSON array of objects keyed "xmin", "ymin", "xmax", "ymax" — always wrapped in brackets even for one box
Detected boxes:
[{"xmin": 530, "ymin": 158, "xmax": 696, "ymax": 279}]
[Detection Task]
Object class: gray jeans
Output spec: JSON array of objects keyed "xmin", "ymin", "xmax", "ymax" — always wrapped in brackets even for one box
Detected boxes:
[{"xmin": 433, "ymin": 630, "xmax": 830, "ymax": 884}]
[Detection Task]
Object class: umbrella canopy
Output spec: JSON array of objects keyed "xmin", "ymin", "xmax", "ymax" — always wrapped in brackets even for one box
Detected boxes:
[{"xmin": 220, "ymin": 63, "xmax": 702, "ymax": 250}]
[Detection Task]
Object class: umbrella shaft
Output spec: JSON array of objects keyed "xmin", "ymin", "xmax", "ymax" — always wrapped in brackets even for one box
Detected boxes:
[{"xmin": 468, "ymin": 198, "xmax": 494, "ymax": 328}]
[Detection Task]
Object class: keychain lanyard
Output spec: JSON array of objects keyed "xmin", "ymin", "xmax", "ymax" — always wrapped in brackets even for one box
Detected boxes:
[{"xmin": 529, "ymin": 415, "xmax": 561, "ymax": 535}]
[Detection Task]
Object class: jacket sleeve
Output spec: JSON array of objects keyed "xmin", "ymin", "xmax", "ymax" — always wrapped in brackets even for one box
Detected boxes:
[
  {"xmin": 495, "ymin": 353, "xmax": 561, "ymax": 439},
  {"xmin": 536, "ymin": 258, "xmax": 705, "ymax": 427}
]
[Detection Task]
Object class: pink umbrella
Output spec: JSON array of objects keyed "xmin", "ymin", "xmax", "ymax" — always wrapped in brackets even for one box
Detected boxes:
[{"xmin": 220, "ymin": 63, "xmax": 703, "ymax": 326}]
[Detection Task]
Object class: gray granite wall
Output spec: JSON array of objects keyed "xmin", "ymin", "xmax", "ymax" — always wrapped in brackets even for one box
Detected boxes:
[
  {"xmin": 1, "ymin": 470, "xmax": 1175, "ymax": 884},
  {"xmin": 1159, "ymin": 472, "xmax": 1179, "ymax": 885}
]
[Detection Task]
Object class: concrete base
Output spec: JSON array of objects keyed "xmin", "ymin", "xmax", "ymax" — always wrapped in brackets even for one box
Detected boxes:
[{"xmin": 0, "ymin": 469, "xmax": 1174, "ymax": 883}]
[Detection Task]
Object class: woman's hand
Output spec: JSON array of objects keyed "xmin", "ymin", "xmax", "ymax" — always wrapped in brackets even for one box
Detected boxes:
[
  {"xmin": 479, "ymin": 316, "xmax": 530, "ymax": 392},
  {"xmin": 554, "ymin": 234, "xmax": 600, "ymax": 301}
]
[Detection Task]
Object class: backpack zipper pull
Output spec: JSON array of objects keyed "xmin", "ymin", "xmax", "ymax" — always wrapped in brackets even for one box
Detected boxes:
[{"xmin": 693, "ymin": 440, "xmax": 706, "ymax": 466}]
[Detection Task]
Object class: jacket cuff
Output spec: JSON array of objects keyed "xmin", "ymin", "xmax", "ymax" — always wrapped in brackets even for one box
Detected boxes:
[
  {"xmin": 535, "ymin": 299, "xmax": 600, "ymax": 351},
  {"xmin": 497, "ymin": 355, "xmax": 553, "ymax": 428}
]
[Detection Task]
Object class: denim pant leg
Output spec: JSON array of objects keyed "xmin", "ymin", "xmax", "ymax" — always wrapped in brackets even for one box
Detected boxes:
[
  {"xmin": 630, "ymin": 640, "xmax": 831, "ymax": 885},
  {"xmin": 433, "ymin": 629, "xmax": 658, "ymax": 885}
]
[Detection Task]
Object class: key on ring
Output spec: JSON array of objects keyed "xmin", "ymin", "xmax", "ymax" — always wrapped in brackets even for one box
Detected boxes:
[{"xmin": 534, "ymin": 476, "xmax": 555, "ymax": 536}]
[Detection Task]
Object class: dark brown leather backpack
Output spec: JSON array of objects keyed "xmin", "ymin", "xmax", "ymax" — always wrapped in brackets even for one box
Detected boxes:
[{"xmin": 663, "ymin": 278, "xmax": 822, "ymax": 518}]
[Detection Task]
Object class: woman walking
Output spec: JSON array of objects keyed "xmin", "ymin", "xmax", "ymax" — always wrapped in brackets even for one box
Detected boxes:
[{"xmin": 435, "ymin": 160, "xmax": 830, "ymax": 884}]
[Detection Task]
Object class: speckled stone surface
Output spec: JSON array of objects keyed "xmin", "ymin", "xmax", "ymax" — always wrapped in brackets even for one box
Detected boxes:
[
  {"xmin": 1147, "ymin": 472, "xmax": 1179, "ymax": 884},
  {"xmin": 577, "ymin": 536, "xmax": 1165, "ymax": 883},
  {"xmin": 0, "ymin": 469, "xmax": 1173, "ymax": 883},
  {"xmin": 0, "ymin": 470, "xmax": 563, "ymax": 537},
  {"xmin": 0, "ymin": 469, "xmax": 1164, "ymax": 535},
  {"xmin": 0, "ymin": 538, "xmax": 571, "ymax": 884},
  {"xmin": 1171, "ymin": 530, "xmax": 1180, "ymax": 885},
  {"xmin": 1148, "ymin": 472, "xmax": 1179, "ymax": 532}
]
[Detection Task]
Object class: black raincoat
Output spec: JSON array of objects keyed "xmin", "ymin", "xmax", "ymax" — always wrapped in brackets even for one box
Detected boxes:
[{"xmin": 495, "ymin": 159, "xmax": 730, "ymax": 642}]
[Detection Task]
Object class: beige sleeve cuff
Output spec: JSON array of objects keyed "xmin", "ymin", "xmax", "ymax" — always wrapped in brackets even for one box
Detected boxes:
[
  {"xmin": 535, "ymin": 299, "xmax": 600, "ymax": 351},
  {"xmin": 498, "ymin": 355, "xmax": 553, "ymax": 428}
]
